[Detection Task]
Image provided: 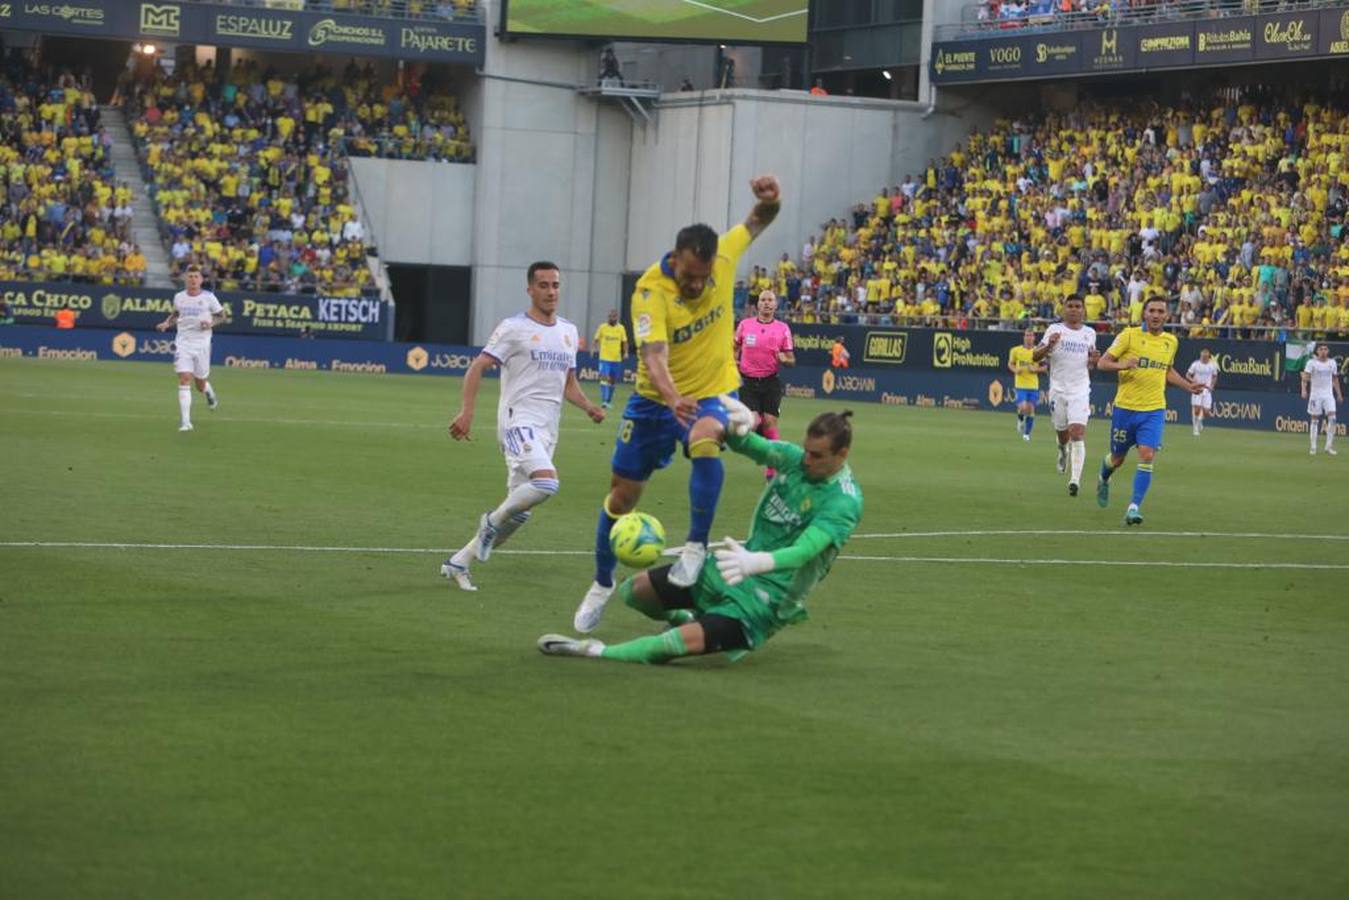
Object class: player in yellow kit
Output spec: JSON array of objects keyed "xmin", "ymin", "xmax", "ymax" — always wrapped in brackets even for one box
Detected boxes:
[
  {"xmin": 593, "ymin": 309, "xmax": 628, "ymax": 409},
  {"xmin": 1096, "ymin": 297, "xmax": 1205, "ymax": 525},
  {"xmin": 1007, "ymin": 328, "xmax": 1045, "ymax": 441},
  {"xmin": 574, "ymin": 175, "xmax": 782, "ymax": 633}
]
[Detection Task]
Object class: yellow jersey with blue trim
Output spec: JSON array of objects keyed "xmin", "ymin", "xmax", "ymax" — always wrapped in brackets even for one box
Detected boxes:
[
  {"xmin": 1106, "ymin": 326, "xmax": 1178, "ymax": 412},
  {"xmin": 593, "ymin": 323, "xmax": 627, "ymax": 362},
  {"xmin": 1008, "ymin": 346, "xmax": 1039, "ymax": 390},
  {"xmin": 631, "ymin": 224, "xmax": 751, "ymax": 401}
]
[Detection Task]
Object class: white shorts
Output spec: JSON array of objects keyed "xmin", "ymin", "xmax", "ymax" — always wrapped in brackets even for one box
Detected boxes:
[
  {"xmin": 1050, "ymin": 389, "xmax": 1090, "ymax": 431},
  {"xmin": 499, "ymin": 424, "xmax": 557, "ymax": 491},
  {"xmin": 1192, "ymin": 389, "xmax": 1212, "ymax": 411},
  {"xmin": 174, "ymin": 343, "xmax": 211, "ymax": 379},
  {"xmin": 1308, "ymin": 395, "xmax": 1336, "ymax": 417}
]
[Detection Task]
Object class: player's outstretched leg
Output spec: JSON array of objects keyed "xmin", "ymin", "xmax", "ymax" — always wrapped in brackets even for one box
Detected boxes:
[
  {"xmin": 198, "ymin": 378, "xmax": 218, "ymax": 411},
  {"xmin": 1056, "ymin": 435, "xmax": 1069, "ymax": 474},
  {"xmin": 441, "ymin": 509, "xmax": 531, "ymax": 591},
  {"xmin": 1125, "ymin": 448, "xmax": 1154, "ymax": 526},
  {"xmin": 476, "ymin": 476, "xmax": 559, "ymax": 561},
  {"xmin": 541, "ymin": 624, "xmax": 692, "ymax": 664},
  {"xmin": 1097, "ymin": 453, "xmax": 1123, "ymax": 508},
  {"xmin": 1326, "ymin": 416, "xmax": 1338, "ymax": 455},
  {"xmin": 1310, "ymin": 417, "xmax": 1319, "ymax": 455},
  {"xmin": 671, "ymin": 436, "xmax": 724, "ymax": 587},
  {"xmin": 576, "ymin": 487, "xmax": 637, "ymax": 633},
  {"xmin": 1069, "ymin": 437, "xmax": 1086, "ymax": 495},
  {"xmin": 178, "ymin": 383, "xmax": 193, "ymax": 431}
]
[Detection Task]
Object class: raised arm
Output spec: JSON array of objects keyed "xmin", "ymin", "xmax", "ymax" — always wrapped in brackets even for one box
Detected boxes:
[
  {"xmin": 743, "ymin": 175, "xmax": 781, "ymax": 240},
  {"xmin": 448, "ymin": 352, "xmax": 498, "ymax": 440}
]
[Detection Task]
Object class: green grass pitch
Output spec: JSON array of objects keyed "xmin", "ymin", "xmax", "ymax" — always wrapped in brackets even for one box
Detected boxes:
[
  {"xmin": 2, "ymin": 358, "xmax": 1347, "ymax": 899},
  {"xmin": 506, "ymin": 0, "xmax": 808, "ymax": 43}
]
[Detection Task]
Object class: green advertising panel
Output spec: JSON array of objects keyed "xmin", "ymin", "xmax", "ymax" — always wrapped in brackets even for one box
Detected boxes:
[{"xmin": 504, "ymin": 0, "xmax": 808, "ymax": 44}]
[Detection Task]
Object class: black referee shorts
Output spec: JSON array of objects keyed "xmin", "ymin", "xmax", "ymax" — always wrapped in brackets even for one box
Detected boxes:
[{"xmin": 738, "ymin": 373, "xmax": 784, "ymax": 417}]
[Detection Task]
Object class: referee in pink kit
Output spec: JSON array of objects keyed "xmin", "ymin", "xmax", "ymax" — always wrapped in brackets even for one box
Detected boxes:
[{"xmin": 734, "ymin": 289, "xmax": 796, "ymax": 479}]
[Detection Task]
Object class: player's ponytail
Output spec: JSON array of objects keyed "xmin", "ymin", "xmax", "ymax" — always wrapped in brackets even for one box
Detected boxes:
[{"xmin": 808, "ymin": 410, "xmax": 853, "ymax": 452}]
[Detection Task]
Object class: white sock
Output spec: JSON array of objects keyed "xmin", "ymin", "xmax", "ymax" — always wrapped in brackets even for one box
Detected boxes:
[
  {"xmin": 178, "ymin": 385, "xmax": 192, "ymax": 425},
  {"xmin": 203, "ymin": 381, "xmax": 216, "ymax": 402},
  {"xmin": 488, "ymin": 478, "xmax": 559, "ymax": 528},
  {"xmin": 1327, "ymin": 417, "xmax": 1336, "ymax": 450},
  {"xmin": 1069, "ymin": 439, "xmax": 1086, "ymax": 483},
  {"xmin": 450, "ymin": 539, "xmax": 477, "ymax": 568},
  {"xmin": 1310, "ymin": 420, "xmax": 1319, "ymax": 449}
]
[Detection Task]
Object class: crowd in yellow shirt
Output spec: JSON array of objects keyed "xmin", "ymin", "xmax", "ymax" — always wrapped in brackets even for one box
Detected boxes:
[
  {"xmin": 126, "ymin": 59, "xmax": 473, "ymax": 296},
  {"xmin": 769, "ymin": 92, "xmax": 1349, "ymax": 340},
  {"xmin": 1, "ymin": 65, "xmax": 148, "ymax": 286}
]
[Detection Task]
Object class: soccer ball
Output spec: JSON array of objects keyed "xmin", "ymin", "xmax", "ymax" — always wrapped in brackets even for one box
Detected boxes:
[{"xmin": 609, "ymin": 512, "xmax": 666, "ymax": 568}]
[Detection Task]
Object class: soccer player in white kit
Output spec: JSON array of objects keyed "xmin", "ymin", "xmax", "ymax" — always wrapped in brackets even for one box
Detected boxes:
[
  {"xmin": 1302, "ymin": 342, "xmax": 1343, "ymax": 456},
  {"xmin": 1033, "ymin": 294, "xmax": 1099, "ymax": 496},
  {"xmin": 441, "ymin": 262, "xmax": 607, "ymax": 591},
  {"xmin": 155, "ymin": 265, "xmax": 224, "ymax": 432},
  {"xmin": 1185, "ymin": 348, "xmax": 1219, "ymax": 437}
]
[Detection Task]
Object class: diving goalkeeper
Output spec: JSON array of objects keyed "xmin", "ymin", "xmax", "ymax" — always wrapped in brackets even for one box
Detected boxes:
[{"xmin": 538, "ymin": 405, "xmax": 863, "ymax": 664}]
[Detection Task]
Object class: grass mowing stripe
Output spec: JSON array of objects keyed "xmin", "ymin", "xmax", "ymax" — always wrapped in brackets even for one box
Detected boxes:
[{"xmin": 3, "ymin": 542, "xmax": 1344, "ymax": 569}]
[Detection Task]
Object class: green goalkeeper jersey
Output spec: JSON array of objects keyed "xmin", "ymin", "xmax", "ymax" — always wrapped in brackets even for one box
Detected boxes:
[{"xmin": 697, "ymin": 432, "xmax": 863, "ymax": 640}]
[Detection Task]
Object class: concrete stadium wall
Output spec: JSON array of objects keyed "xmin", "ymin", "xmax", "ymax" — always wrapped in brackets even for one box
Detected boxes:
[
  {"xmin": 348, "ymin": 158, "xmax": 475, "ymax": 267},
  {"xmin": 462, "ymin": 26, "xmax": 632, "ymax": 345}
]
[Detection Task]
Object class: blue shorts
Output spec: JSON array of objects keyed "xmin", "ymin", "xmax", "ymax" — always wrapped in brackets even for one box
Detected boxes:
[
  {"xmin": 611, "ymin": 394, "xmax": 733, "ymax": 482},
  {"xmin": 598, "ymin": 360, "xmax": 623, "ymax": 380},
  {"xmin": 1014, "ymin": 388, "xmax": 1040, "ymax": 406},
  {"xmin": 1110, "ymin": 407, "xmax": 1165, "ymax": 455}
]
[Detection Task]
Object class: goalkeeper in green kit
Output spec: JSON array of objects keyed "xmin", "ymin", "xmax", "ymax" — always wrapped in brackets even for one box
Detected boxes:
[{"xmin": 537, "ymin": 404, "xmax": 862, "ymax": 664}]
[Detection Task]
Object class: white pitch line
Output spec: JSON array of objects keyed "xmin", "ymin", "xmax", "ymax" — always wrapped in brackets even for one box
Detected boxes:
[
  {"xmin": 0, "ymin": 542, "xmax": 1343, "ymax": 570},
  {"xmin": 677, "ymin": 0, "xmax": 808, "ymax": 24},
  {"xmin": 0, "ymin": 407, "xmax": 601, "ymax": 434},
  {"xmin": 843, "ymin": 556, "xmax": 1349, "ymax": 571},
  {"xmin": 854, "ymin": 530, "xmax": 1349, "ymax": 542}
]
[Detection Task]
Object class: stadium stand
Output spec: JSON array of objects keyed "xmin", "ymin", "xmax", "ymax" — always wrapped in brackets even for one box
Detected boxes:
[
  {"xmin": 773, "ymin": 89, "xmax": 1349, "ymax": 340},
  {"xmin": 0, "ymin": 59, "xmax": 148, "ymax": 285},
  {"xmin": 964, "ymin": 1, "xmax": 1324, "ymax": 36},
  {"xmin": 174, "ymin": 0, "xmax": 481, "ymax": 22},
  {"xmin": 124, "ymin": 59, "xmax": 472, "ymax": 296}
]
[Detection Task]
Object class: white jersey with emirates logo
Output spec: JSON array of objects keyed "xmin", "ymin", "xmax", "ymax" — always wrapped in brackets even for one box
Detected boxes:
[
  {"xmin": 1186, "ymin": 359, "xmax": 1218, "ymax": 389},
  {"xmin": 1305, "ymin": 357, "xmax": 1338, "ymax": 399},
  {"xmin": 174, "ymin": 290, "xmax": 223, "ymax": 346},
  {"xmin": 481, "ymin": 313, "xmax": 579, "ymax": 434},
  {"xmin": 1039, "ymin": 322, "xmax": 1098, "ymax": 395}
]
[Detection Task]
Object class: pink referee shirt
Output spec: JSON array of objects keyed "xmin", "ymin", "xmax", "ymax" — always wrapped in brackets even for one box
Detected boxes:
[{"xmin": 735, "ymin": 317, "xmax": 793, "ymax": 378}]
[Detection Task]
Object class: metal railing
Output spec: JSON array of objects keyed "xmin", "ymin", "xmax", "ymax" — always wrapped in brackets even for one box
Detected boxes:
[
  {"xmin": 935, "ymin": 0, "xmax": 1345, "ymax": 41},
  {"xmin": 179, "ymin": 0, "xmax": 484, "ymax": 25}
]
